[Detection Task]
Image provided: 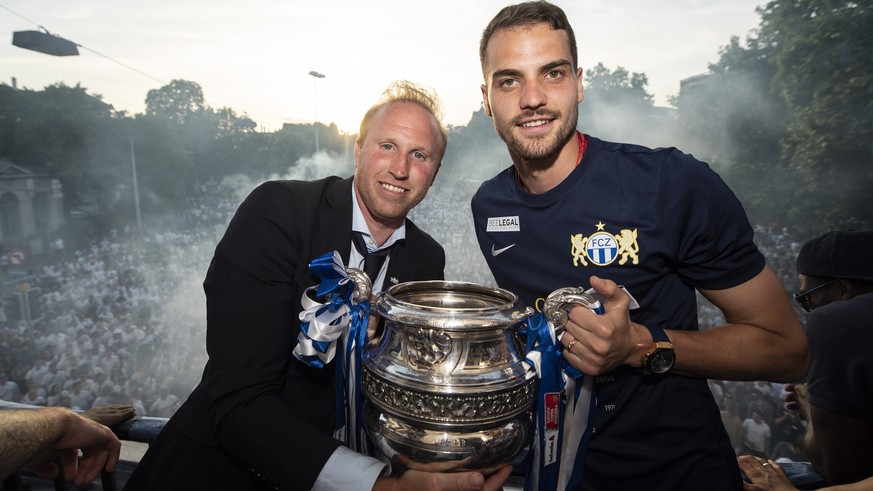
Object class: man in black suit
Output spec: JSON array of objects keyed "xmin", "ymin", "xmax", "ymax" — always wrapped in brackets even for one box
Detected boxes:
[{"xmin": 124, "ymin": 81, "xmax": 510, "ymax": 491}]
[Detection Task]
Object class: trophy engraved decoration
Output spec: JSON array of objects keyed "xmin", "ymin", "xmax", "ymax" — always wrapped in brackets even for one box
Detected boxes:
[{"xmin": 361, "ymin": 280, "xmax": 537, "ymax": 471}]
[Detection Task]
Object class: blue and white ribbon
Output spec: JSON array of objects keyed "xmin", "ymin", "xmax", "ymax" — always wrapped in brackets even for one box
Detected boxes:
[
  {"xmin": 292, "ymin": 250, "xmax": 371, "ymax": 452},
  {"xmin": 521, "ymin": 304, "xmax": 600, "ymax": 491}
]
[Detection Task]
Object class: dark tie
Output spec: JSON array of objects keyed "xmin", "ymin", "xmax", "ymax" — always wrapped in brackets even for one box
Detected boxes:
[{"xmin": 351, "ymin": 231, "xmax": 393, "ymax": 282}]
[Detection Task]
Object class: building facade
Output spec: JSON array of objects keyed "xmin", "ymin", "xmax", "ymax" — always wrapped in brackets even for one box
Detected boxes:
[{"xmin": 0, "ymin": 159, "xmax": 65, "ymax": 266}]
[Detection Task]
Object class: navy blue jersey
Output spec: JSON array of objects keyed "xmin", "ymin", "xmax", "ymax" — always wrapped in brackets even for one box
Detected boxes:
[{"xmin": 471, "ymin": 135, "xmax": 764, "ymax": 490}]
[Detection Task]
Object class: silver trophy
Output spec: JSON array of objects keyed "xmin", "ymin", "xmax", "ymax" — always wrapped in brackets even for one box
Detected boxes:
[{"xmin": 357, "ymin": 278, "xmax": 599, "ymax": 472}]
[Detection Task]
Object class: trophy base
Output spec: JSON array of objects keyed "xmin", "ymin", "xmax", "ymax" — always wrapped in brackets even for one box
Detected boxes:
[{"xmin": 363, "ymin": 400, "xmax": 532, "ymax": 472}]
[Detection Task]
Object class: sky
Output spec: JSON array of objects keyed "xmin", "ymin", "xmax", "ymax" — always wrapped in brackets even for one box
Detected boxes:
[{"xmin": 2, "ymin": 0, "xmax": 766, "ymax": 134}]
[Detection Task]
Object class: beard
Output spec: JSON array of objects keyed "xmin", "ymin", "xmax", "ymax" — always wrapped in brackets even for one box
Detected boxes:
[{"xmin": 494, "ymin": 105, "xmax": 578, "ymax": 162}]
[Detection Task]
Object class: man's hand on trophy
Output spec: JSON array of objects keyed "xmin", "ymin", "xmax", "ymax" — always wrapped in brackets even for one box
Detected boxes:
[
  {"xmin": 373, "ymin": 463, "xmax": 512, "ymax": 491},
  {"xmin": 391, "ymin": 455, "xmax": 477, "ymax": 473},
  {"xmin": 389, "ymin": 455, "xmax": 507, "ymax": 476},
  {"xmin": 560, "ymin": 275, "xmax": 651, "ymax": 375}
]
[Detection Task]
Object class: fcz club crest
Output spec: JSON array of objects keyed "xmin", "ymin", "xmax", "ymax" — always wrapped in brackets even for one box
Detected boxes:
[{"xmin": 571, "ymin": 222, "xmax": 640, "ymax": 267}]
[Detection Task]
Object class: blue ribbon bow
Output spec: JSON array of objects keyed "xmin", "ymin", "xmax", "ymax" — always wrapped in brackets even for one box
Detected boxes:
[{"xmin": 292, "ymin": 250, "xmax": 371, "ymax": 452}]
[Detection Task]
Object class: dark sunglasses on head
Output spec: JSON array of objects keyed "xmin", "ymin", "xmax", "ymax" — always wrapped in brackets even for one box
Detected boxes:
[{"xmin": 793, "ymin": 279, "xmax": 836, "ymax": 312}]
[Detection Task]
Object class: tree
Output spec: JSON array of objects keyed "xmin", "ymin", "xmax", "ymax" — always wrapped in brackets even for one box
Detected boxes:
[
  {"xmin": 673, "ymin": 35, "xmax": 800, "ymax": 228},
  {"xmin": 138, "ymin": 80, "xmax": 266, "ymax": 214},
  {"xmin": 580, "ymin": 63, "xmax": 657, "ymax": 144},
  {"xmin": 0, "ymin": 83, "xmax": 132, "ymax": 225},
  {"xmin": 213, "ymin": 107, "xmax": 256, "ymax": 138},
  {"xmin": 584, "ymin": 63, "xmax": 653, "ymax": 109},
  {"xmin": 672, "ymin": 1, "xmax": 873, "ymax": 232},
  {"xmin": 145, "ymin": 79, "xmax": 206, "ymax": 125},
  {"xmin": 757, "ymin": 0, "xmax": 873, "ymax": 229}
]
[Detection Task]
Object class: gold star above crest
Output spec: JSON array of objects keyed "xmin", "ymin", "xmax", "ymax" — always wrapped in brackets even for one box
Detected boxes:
[{"xmin": 595, "ymin": 221, "xmax": 606, "ymax": 231}]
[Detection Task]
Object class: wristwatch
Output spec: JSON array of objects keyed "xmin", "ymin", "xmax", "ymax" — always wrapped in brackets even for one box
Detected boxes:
[{"xmin": 640, "ymin": 325, "xmax": 675, "ymax": 374}]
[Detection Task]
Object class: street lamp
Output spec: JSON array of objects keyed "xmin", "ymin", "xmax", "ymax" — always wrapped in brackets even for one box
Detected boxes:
[
  {"xmin": 12, "ymin": 29, "xmax": 79, "ymax": 56},
  {"xmin": 308, "ymin": 70, "xmax": 325, "ymax": 153}
]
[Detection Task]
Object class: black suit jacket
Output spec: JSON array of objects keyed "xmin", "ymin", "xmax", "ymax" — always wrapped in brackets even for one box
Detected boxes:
[{"xmin": 125, "ymin": 177, "xmax": 445, "ymax": 490}]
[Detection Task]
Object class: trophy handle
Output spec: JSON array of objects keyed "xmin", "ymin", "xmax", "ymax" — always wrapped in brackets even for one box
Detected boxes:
[
  {"xmin": 543, "ymin": 287, "xmax": 602, "ymax": 334},
  {"xmin": 347, "ymin": 267, "xmax": 372, "ymax": 305}
]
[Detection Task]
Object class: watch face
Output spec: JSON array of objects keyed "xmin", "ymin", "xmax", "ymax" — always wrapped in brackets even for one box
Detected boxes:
[{"xmin": 650, "ymin": 350, "xmax": 675, "ymax": 374}]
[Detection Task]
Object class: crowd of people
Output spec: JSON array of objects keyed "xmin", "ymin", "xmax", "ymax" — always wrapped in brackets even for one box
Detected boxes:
[
  {"xmin": 0, "ymin": 179, "xmax": 808, "ymax": 431},
  {"xmin": 711, "ymin": 379, "xmax": 806, "ymax": 460},
  {"xmin": 0, "ymin": 190, "xmax": 238, "ymax": 419}
]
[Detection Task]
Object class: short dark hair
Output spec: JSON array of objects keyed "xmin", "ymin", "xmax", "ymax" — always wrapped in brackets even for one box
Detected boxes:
[{"xmin": 479, "ymin": 1, "xmax": 578, "ymax": 75}]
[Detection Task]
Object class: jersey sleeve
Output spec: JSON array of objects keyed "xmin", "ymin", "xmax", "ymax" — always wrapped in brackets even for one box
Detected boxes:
[{"xmin": 659, "ymin": 150, "xmax": 765, "ymax": 290}]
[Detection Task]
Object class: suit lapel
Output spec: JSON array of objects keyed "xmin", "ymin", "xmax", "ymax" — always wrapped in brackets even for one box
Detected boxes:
[
  {"xmin": 315, "ymin": 177, "xmax": 354, "ymax": 263},
  {"xmin": 291, "ymin": 177, "xmax": 353, "ymax": 290}
]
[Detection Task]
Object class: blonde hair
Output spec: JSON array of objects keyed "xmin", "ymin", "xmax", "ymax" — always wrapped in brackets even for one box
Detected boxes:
[{"xmin": 358, "ymin": 80, "xmax": 448, "ymax": 161}]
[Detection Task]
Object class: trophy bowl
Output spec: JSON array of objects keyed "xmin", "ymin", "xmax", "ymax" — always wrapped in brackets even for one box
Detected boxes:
[{"xmin": 361, "ymin": 280, "xmax": 537, "ymax": 471}]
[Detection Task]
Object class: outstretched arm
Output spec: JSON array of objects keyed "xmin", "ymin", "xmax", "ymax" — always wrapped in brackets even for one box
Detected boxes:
[
  {"xmin": 682, "ymin": 265, "xmax": 808, "ymax": 381},
  {"xmin": 560, "ymin": 266, "xmax": 808, "ymax": 381},
  {"xmin": 0, "ymin": 407, "xmax": 121, "ymax": 485}
]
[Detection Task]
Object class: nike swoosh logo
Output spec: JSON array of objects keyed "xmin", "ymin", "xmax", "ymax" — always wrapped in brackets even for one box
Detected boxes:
[{"xmin": 491, "ymin": 244, "xmax": 515, "ymax": 256}]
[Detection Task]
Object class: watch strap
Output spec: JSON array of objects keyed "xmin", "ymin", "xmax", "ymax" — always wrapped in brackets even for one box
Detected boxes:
[{"xmin": 647, "ymin": 323, "xmax": 670, "ymax": 344}]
